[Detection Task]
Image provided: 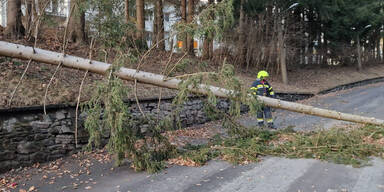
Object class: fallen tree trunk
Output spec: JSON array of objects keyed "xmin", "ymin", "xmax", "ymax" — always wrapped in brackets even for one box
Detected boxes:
[{"xmin": 0, "ymin": 41, "xmax": 383, "ymax": 125}]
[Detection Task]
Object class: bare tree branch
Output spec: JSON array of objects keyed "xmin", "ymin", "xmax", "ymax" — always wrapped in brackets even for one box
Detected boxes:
[
  {"xmin": 75, "ymin": 38, "xmax": 95, "ymax": 148},
  {"xmin": 8, "ymin": 59, "xmax": 33, "ymax": 107}
]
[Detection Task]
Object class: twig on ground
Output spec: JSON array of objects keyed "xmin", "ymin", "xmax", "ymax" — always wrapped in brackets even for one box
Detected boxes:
[
  {"xmin": 164, "ymin": 52, "xmax": 188, "ymax": 79},
  {"xmin": 156, "ymin": 45, "xmax": 178, "ymax": 121},
  {"xmin": 27, "ymin": 0, "xmax": 51, "ymax": 41},
  {"xmin": 8, "ymin": 59, "xmax": 33, "ymax": 108},
  {"xmin": 136, "ymin": 31, "xmax": 179, "ymax": 71},
  {"xmin": 62, "ymin": 3, "xmax": 76, "ymax": 53},
  {"xmin": 134, "ymin": 79, "xmax": 148, "ymax": 119},
  {"xmin": 75, "ymin": 38, "xmax": 95, "ymax": 148},
  {"xmin": 43, "ymin": 63, "xmax": 62, "ymax": 114},
  {"xmin": 157, "ymin": 88, "xmax": 163, "ymax": 121},
  {"xmin": 43, "ymin": 1, "xmax": 74, "ymax": 115},
  {"xmin": 9, "ymin": 0, "xmax": 50, "ymax": 108}
]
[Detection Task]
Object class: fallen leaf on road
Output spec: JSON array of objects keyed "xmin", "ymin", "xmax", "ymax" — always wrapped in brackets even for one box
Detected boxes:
[
  {"xmin": 167, "ymin": 156, "xmax": 199, "ymax": 167},
  {"xmin": 85, "ymin": 186, "xmax": 92, "ymax": 190},
  {"xmin": 28, "ymin": 186, "xmax": 35, "ymax": 191}
]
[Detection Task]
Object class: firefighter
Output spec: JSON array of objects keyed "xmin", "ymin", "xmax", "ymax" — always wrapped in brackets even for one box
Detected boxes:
[{"xmin": 250, "ymin": 70, "xmax": 276, "ymax": 129}]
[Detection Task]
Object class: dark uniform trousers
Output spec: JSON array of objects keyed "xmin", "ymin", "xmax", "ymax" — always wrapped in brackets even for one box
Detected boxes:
[{"xmin": 257, "ymin": 106, "xmax": 273, "ymax": 126}]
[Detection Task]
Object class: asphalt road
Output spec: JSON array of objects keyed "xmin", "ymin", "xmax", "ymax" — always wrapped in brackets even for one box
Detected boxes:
[
  {"xmin": 3, "ymin": 83, "xmax": 384, "ymax": 192},
  {"xmin": 242, "ymin": 82, "xmax": 384, "ymax": 131}
]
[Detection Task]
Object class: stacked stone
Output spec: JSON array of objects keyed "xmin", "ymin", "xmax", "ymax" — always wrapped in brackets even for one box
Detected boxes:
[
  {"xmin": 0, "ymin": 97, "xmax": 249, "ymax": 173},
  {"xmin": 0, "ymin": 110, "xmax": 88, "ymax": 172}
]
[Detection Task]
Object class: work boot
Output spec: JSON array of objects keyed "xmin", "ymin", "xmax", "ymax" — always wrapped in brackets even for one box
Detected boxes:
[
  {"xmin": 267, "ymin": 123, "xmax": 276, "ymax": 129},
  {"xmin": 258, "ymin": 122, "xmax": 264, "ymax": 127}
]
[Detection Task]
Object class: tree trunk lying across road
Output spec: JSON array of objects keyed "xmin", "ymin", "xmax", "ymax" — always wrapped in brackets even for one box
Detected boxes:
[{"xmin": 0, "ymin": 40, "xmax": 383, "ymax": 126}]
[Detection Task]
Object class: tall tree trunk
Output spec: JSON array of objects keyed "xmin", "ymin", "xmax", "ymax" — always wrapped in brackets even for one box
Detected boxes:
[
  {"xmin": 68, "ymin": 0, "xmax": 86, "ymax": 45},
  {"xmin": 278, "ymin": 15, "xmax": 288, "ymax": 85},
  {"xmin": 238, "ymin": 0, "xmax": 247, "ymax": 66},
  {"xmin": 136, "ymin": 0, "xmax": 145, "ymax": 41},
  {"xmin": 153, "ymin": 2, "xmax": 158, "ymax": 46},
  {"xmin": 4, "ymin": 0, "xmax": 25, "ymax": 39},
  {"xmin": 382, "ymin": 34, "xmax": 384, "ymax": 63},
  {"xmin": 357, "ymin": 35, "xmax": 363, "ymax": 71},
  {"xmin": 52, "ymin": 0, "xmax": 58, "ymax": 14},
  {"xmin": 155, "ymin": 0, "xmax": 165, "ymax": 50},
  {"xmin": 202, "ymin": 0, "xmax": 214, "ymax": 59},
  {"xmin": 24, "ymin": 0, "xmax": 33, "ymax": 37},
  {"xmin": 376, "ymin": 36, "xmax": 380, "ymax": 62},
  {"xmin": 187, "ymin": 0, "xmax": 195, "ymax": 55},
  {"xmin": 322, "ymin": 37, "xmax": 328, "ymax": 66},
  {"xmin": 125, "ymin": 0, "xmax": 130, "ymax": 23},
  {"xmin": 32, "ymin": 0, "xmax": 37, "ymax": 22},
  {"xmin": 180, "ymin": 0, "xmax": 187, "ymax": 52},
  {"xmin": 203, "ymin": 37, "xmax": 210, "ymax": 59},
  {"xmin": 202, "ymin": 37, "xmax": 214, "ymax": 59}
]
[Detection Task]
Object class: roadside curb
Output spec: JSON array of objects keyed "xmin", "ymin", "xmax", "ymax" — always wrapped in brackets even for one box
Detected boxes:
[
  {"xmin": 317, "ymin": 76, "xmax": 384, "ymax": 95},
  {"xmin": 275, "ymin": 76, "xmax": 384, "ymax": 101}
]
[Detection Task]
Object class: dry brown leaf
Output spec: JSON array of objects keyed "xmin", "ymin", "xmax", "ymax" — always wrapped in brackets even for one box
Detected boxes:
[
  {"xmin": 85, "ymin": 186, "xmax": 92, "ymax": 190},
  {"xmin": 168, "ymin": 156, "xmax": 199, "ymax": 167},
  {"xmin": 28, "ymin": 186, "xmax": 35, "ymax": 192}
]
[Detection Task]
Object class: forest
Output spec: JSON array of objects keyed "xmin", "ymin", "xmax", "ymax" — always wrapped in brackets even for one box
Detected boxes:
[{"xmin": 2, "ymin": 0, "xmax": 383, "ymax": 84}]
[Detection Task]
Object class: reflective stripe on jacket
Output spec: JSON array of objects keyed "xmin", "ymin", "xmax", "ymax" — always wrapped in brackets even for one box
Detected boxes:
[{"xmin": 250, "ymin": 78, "xmax": 275, "ymax": 97}]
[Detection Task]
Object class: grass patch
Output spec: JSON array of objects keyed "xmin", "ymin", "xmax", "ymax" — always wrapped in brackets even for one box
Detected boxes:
[{"xmin": 181, "ymin": 125, "xmax": 384, "ymax": 167}]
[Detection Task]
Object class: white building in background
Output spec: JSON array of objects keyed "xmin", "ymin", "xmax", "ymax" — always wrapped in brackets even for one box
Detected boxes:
[
  {"xmin": 144, "ymin": 1, "xmax": 220, "ymax": 55},
  {"xmin": 0, "ymin": 0, "xmax": 70, "ymax": 27},
  {"xmin": 144, "ymin": 2, "xmax": 180, "ymax": 51},
  {"xmin": 0, "ymin": 0, "xmax": 7, "ymax": 27},
  {"xmin": 0, "ymin": 0, "xmax": 219, "ymax": 55}
]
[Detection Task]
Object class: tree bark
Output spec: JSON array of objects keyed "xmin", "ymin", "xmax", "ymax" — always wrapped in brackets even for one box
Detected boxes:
[
  {"xmin": 1, "ymin": 40, "xmax": 384, "ymax": 126},
  {"xmin": 24, "ymin": 0, "xmax": 33, "ymax": 37},
  {"xmin": 180, "ymin": 0, "xmax": 187, "ymax": 52},
  {"xmin": 187, "ymin": 0, "xmax": 195, "ymax": 55},
  {"xmin": 52, "ymin": 0, "xmax": 58, "ymax": 14},
  {"xmin": 238, "ymin": 0, "xmax": 247, "ymax": 66},
  {"xmin": 136, "ymin": 0, "xmax": 145, "ymax": 40},
  {"xmin": 357, "ymin": 35, "xmax": 362, "ymax": 71},
  {"xmin": 68, "ymin": 0, "xmax": 86, "ymax": 45},
  {"xmin": 203, "ymin": 38, "xmax": 210, "ymax": 59},
  {"xmin": 278, "ymin": 16, "xmax": 288, "ymax": 85},
  {"xmin": 202, "ymin": 0, "xmax": 214, "ymax": 60},
  {"xmin": 155, "ymin": 0, "xmax": 165, "ymax": 50},
  {"xmin": 125, "ymin": 0, "xmax": 130, "ymax": 23},
  {"xmin": 382, "ymin": 34, "xmax": 384, "ymax": 63},
  {"xmin": 376, "ymin": 36, "xmax": 381, "ymax": 62},
  {"xmin": 4, "ymin": 0, "xmax": 25, "ymax": 39},
  {"xmin": 32, "ymin": 0, "xmax": 37, "ymax": 23},
  {"xmin": 153, "ymin": 2, "xmax": 158, "ymax": 45}
]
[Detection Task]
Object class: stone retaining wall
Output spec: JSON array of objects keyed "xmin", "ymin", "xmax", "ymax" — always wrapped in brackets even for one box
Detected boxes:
[
  {"xmin": 0, "ymin": 97, "xmax": 240, "ymax": 173},
  {"xmin": 0, "ymin": 91, "xmax": 313, "ymax": 173}
]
